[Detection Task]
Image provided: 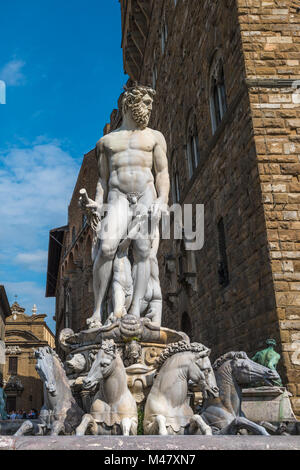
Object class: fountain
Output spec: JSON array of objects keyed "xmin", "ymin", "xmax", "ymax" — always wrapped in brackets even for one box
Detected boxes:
[{"xmin": 0, "ymin": 85, "xmax": 299, "ymax": 449}]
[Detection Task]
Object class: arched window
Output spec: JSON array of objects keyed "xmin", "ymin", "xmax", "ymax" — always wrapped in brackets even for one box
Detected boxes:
[
  {"xmin": 217, "ymin": 217, "xmax": 229, "ymax": 287},
  {"xmin": 173, "ymin": 172, "xmax": 180, "ymax": 204},
  {"xmin": 209, "ymin": 54, "xmax": 228, "ymax": 134},
  {"xmin": 177, "ymin": 239, "xmax": 186, "ymax": 280},
  {"xmin": 152, "ymin": 65, "xmax": 158, "ymax": 89},
  {"xmin": 161, "ymin": 19, "xmax": 168, "ymax": 55},
  {"xmin": 64, "ymin": 288, "xmax": 71, "ymax": 329},
  {"xmin": 152, "ymin": 49, "xmax": 158, "ymax": 89},
  {"xmin": 171, "ymin": 151, "xmax": 180, "ymax": 204},
  {"xmin": 186, "ymin": 112, "xmax": 200, "ymax": 179},
  {"xmin": 8, "ymin": 357, "xmax": 18, "ymax": 374}
]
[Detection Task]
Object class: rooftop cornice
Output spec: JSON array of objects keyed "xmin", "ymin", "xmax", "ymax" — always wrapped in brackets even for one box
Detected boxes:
[{"xmin": 121, "ymin": 0, "xmax": 153, "ymax": 81}]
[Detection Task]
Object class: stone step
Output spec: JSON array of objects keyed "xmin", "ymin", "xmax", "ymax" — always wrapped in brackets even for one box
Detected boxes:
[{"xmin": 0, "ymin": 435, "xmax": 299, "ymax": 451}]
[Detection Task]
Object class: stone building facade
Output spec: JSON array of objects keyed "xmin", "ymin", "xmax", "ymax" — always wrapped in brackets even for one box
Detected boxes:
[
  {"xmin": 0, "ymin": 286, "xmax": 11, "ymax": 382},
  {"xmin": 3, "ymin": 302, "xmax": 55, "ymax": 413},
  {"xmin": 46, "ymin": 0, "xmax": 300, "ymax": 415},
  {"xmin": 118, "ymin": 0, "xmax": 300, "ymax": 416}
]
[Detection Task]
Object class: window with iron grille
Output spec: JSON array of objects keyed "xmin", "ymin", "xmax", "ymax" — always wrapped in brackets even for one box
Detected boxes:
[
  {"xmin": 181, "ymin": 312, "xmax": 193, "ymax": 341},
  {"xmin": 161, "ymin": 19, "xmax": 168, "ymax": 55},
  {"xmin": 186, "ymin": 113, "xmax": 200, "ymax": 179},
  {"xmin": 217, "ymin": 218, "xmax": 229, "ymax": 287},
  {"xmin": 210, "ymin": 57, "xmax": 228, "ymax": 135},
  {"xmin": 8, "ymin": 356, "xmax": 18, "ymax": 374},
  {"xmin": 152, "ymin": 48, "xmax": 158, "ymax": 89},
  {"xmin": 171, "ymin": 151, "xmax": 181, "ymax": 204}
]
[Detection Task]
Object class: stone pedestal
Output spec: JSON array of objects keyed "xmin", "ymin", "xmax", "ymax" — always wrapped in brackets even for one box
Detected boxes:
[
  {"xmin": 61, "ymin": 315, "xmax": 189, "ymax": 407},
  {"xmin": 241, "ymin": 386, "xmax": 297, "ymax": 423},
  {"xmin": 0, "ymin": 435, "xmax": 300, "ymax": 450}
]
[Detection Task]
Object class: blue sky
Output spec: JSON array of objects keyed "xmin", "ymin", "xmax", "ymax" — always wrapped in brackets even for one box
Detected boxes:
[{"xmin": 0, "ymin": 0, "xmax": 128, "ymax": 332}]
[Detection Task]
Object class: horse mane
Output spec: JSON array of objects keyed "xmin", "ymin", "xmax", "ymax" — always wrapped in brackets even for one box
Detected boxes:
[
  {"xmin": 155, "ymin": 341, "xmax": 208, "ymax": 370},
  {"xmin": 213, "ymin": 351, "xmax": 248, "ymax": 371},
  {"xmin": 101, "ymin": 339, "xmax": 117, "ymax": 358},
  {"xmin": 35, "ymin": 346, "xmax": 65, "ymax": 370}
]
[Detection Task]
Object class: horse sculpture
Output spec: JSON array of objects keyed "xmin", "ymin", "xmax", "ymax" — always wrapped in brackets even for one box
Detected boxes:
[
  {"xmin": 200, "ymin": 351, "xmax": 281, "ymax": 435},
  {"xmin": 15, "ymin": 347, "xmax": 84, "ymax": 436},
  {"xmin": 76, "ymin": 339, "xmax": 138, "ymax": 436},
  {"xmin": 143, "ymin": 341, "xmax": 219, "ymax": 435}
]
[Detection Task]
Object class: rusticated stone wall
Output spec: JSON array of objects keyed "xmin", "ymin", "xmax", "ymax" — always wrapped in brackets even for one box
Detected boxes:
[
  {"xmin": 119, "ymin": 0, "xmax": 300, "ymax": 415},
  {"xmin": 238, "ymin": 0, "xmax": 300, "ymax": 415},
  {"xmin": 134, "ymin": 0, "xmax": 276, "ymax": 365}
]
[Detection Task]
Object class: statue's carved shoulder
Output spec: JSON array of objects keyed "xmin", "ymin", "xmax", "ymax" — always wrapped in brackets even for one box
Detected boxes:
[
  {"xmin": 96, "ymin": 135, "xmax": 106, "ymax": 153},
  {"xmin": 95, "ymin": 137, "xmax": 105, "ymax": 163},
  {"xmin": 151, "ymin": 129, "xmax": 167, "ymax": 150},
  {"xmin": 99, "ymin": 128, "xmax": 129, "ymax": 156}
]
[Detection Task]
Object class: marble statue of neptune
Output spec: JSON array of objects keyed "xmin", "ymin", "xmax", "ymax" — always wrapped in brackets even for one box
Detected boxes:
[{"xmin": 80, "ymin": 86, "xmax": 170, "ymax": 329}]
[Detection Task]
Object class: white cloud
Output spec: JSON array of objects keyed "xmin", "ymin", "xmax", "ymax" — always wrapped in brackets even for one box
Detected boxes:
[
  {"xmin": 4, "ymin": 281, "xmax": 45, "ymax": 305},
  {"xmin": 0, "ymin": 140, "xmax": 80, "ymax": 331},
  {"xmin": 0, "ymin": 140, "xmax": 80, "ymax": 257},
  {"xmin": 15, "ymin": 250, "xmax": 48, "ymax": 272},
  {"xmin": 0, "ymin": 59, "xmax": 26, "ymax": 86}
]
